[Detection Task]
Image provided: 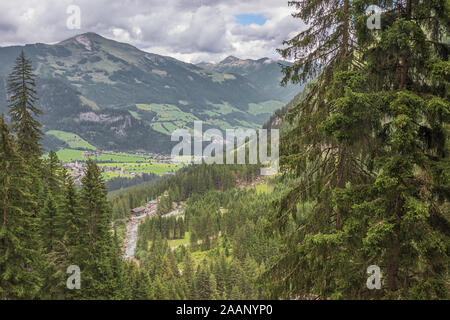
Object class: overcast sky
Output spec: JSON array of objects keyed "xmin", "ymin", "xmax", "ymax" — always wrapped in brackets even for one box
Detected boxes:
[{"xmin": 0, "ymin": 0, "xmax": 305, "ymax": 63}]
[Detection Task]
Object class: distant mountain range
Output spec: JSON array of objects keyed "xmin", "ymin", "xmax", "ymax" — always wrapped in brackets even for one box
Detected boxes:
[{"xmin": 0, "ymin": 32, "xmax": 303, "ymax": 154}]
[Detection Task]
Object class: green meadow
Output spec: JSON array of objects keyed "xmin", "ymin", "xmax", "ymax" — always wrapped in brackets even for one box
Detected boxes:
[
  {"xmin": 46, "ymin": 130, "xmax": 96, "ymax": 150},
  {"xmin": 97, "ymin": 162, "xmax": 184, "ymax": 176},
  {"xmin": 136, "ymin": 103, "xmax": 200, "ymax": 134},
  {"xmin": 53, "ymin": 149, "xmax": 85, "ymax": 162}
]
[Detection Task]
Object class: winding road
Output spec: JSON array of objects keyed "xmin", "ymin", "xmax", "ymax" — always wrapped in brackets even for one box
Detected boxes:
[{"xmin": 122, "ymin": 205, "xmax": 185, "ymax": 260}]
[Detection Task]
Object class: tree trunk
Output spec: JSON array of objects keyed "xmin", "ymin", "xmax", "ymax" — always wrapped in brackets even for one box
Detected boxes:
[
  {"xmin": 388, "ymin": 196, "xmax": 403, "ymax": 292},
  {"xmin": 335, "ymin": 0, "xmax": 351, "ymax": 231},
  {"xmin": 387, "ymin": 235, "xmax": 400, "ymax": 291},
  {"xmin": 2, "ymin": 194, "xmax": 6, "ymax": 226},
  {"xmin": 2, "ymin": 174, "xmax": 6, "ymax": 226},
  {"xmin": 400, "ymin": 0, "xmax": 412, "ymax": 90},
  {"xmin": 336, "ymin": 145, "xmax": 346, "ymax": 231},
  {"xmin": 343, "ymin": 0, "xmax": 350, "ymax": 57}
]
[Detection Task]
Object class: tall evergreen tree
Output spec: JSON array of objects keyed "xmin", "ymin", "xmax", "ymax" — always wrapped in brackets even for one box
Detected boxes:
[
  {"xmin": 278, "ymin": 0, "xmax": 360, "ymax": 231},
  {"xmin": 39, "ymin": 191, "xmax": 68, "ymax": 299},
  {"xmin": 194, "ymin": 260, "xmax": 216, "ymax": 300},
  {"xmin": 78, "ymin": 159, "xmax": 126, "ymax": 299},
  {"xmin": 278, "ymin": 0, "xmax": 352, "ymax": 84},
  {"xmin": 41, "ymin": 193, "xmax": 60, "ymax": 253},
  {"xmin": 182, "ymin": 249, "xmax": 195, "ymax": 299},
  {"xmin": 7, "ymin": 51, "xmax": 45, "ymax": 236},
  {"xmin": 61, "ymin": 167, "xmax": 84, "ymax": 250},
  {"xmin": 349, "ymin": 0, "xmax": 450, "ymax": 298},
  {"xmin": 266, "ymin": 0, "xmax": 449, "ymax": 299},
  {"xmin": 7, "ymin": 51, "xmax": 42, "ymax": 159},
  {"xmin": 0, "ymin": 114, "xmax": 42, "ymax": 299}
]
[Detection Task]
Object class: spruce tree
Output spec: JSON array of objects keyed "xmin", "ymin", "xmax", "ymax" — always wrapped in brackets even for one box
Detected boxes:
[
  {"xmin": 0, "ymin": 114, "xmax": 42, "ymax": 299},
  {"xmin": 78, "ymin": 159, "xmax": 126, "ymax": 299},
  {"xmin": 182, "ymin": 249, "xmax": 195, "ymax": 299},
  {"xmin": 42, "ymin": 151, "xmax": 64, "ymax": 197},
  {"xmin": 349, "ymin": 0, "xmax": 450, "ymax": 298},
  {"xmin": 278, "ymin": 0, "xmax": 352, "ymax": 85},
  {"xmin": 267, "ymin": 0, "xmax": 449, "ymax": 299},
  {"xmin": 61, "ymin": 168, "xmax": 84, "ymax": 251},
  {"xmin": 7, "ymin": 51, "xmax": 44, "ymax": 234},
  {"xmin": 278, "ymin": 0, "xmax": 360, "ymax": 232},
  {"xmin": 194, "ymin": 260, "xmax": 214, "ymax": 300},
  {"xmin": 7, "ymin": 51, "xmax": 42, "ymax": 158}
]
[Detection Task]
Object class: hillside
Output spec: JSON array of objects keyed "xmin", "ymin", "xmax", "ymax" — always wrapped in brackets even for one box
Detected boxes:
[
  {"xmin": 0, "ymin": 32, "xmax": 302, "ymax": 153},
  {"xmin": 197, "ymin": 55, "xmax": 302, "ymax": 104}
]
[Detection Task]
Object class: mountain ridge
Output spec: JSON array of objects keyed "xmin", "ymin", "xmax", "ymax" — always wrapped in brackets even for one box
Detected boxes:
[{"xmin": 0, "ymin": 32, "xmax": 303, "ymax": 154}]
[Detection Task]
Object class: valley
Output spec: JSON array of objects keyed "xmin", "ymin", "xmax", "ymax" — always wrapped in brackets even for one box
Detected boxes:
[
  {"xmin": 0, "ymin": 32, "xmax": 301, "ymax": 154},
  {"xmin": 0, "ymin": 0, "xmax": 447, "ymax": 302}
]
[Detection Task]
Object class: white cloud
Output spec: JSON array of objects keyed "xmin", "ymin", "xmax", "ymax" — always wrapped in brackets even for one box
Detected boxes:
[{"xmin": 0, "ymin": 0, "xmax": 306, "ymax": 63}]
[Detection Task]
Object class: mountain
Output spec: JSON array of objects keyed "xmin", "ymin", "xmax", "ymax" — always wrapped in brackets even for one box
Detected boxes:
[
  {"xmin": 197, "ymin": 56, "xmax": 302, "ymax": 103},
  {"xmin": 0, "ymin": 33, "xmax": 302, "ymax": 153}
]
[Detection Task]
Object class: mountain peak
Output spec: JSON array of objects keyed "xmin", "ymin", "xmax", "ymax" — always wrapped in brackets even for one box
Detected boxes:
[
  {"xmin": 220, "ymin": 56, "xmax": 241, "ymax": 64},
  {"xmin": 74, "ymin": 32, "xmax": 105, "ymax": 39},
  {"xmin": 78, "ymin": 32, "xmax": 105, "ymax": 40},
  {"xmin": 58, "ymin": 32, "xmax": 106, "ymax": 48}
]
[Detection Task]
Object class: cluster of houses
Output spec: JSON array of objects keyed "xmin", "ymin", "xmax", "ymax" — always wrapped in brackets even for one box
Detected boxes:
[
  {"xmin": 130, "ymin": 199, "xmax": 158, "ymax": 218},
  {"xmin": 62, "ymin": 161, "xmax": 86, "ymax": 185},
  {"xmin": 82, "ymin": 150, "xmax": 103, "ymax": 158},
  {"xmin": 99, "ymin": 165, "xmax": 144, "ymax": 178},
  {"xmin": 60, "ymin": 149, "xmax": 179, "ymax": 185},
  {"xmin": 129, "ymin": 199, "xmax": 185, "ymax": 219},
  {"xmin": 81, "ymin": 150, "xmax": 172, "ymax": 162},
  {"xmin": 145, "ymin": 153, "xmax": 172, "ymax": 161}
]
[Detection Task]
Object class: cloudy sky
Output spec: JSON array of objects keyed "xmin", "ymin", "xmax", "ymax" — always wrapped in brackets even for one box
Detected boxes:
[{"xmin": 0, "ymin": 0, "xmax": 305, "ymax": 63}]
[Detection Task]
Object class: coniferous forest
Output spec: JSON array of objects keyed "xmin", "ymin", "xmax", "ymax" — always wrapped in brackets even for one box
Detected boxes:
[{"xmin": 0, "ymin": 0, "xmax": 448, "ymax": 301}]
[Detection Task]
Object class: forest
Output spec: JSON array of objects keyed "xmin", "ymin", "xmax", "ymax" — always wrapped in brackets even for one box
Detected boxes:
[{"xmin": 0, "ymin": 0, "xmax": 448, "ymax": 300}]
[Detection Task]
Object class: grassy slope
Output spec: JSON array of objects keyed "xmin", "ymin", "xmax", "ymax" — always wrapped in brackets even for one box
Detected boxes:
[{"xmin": 46, "ymin": 130, "xmax": 96, "ymax": 150}]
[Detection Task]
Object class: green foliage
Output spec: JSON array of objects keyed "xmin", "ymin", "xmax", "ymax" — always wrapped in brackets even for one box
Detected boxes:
[
  {"xmin": 1, "ymin": 2, "xmax": 449, "ymax": 300},
  {"xmin": 0, "ymin": 114, "xmax": 43, "ymax": 299},
  {"xmin": 266, "ymin": 0, "xmax": 450, "ymax": 300},
  {"xmin": 7, "ymin": 51, "xmax": 43, "ymax": 158},
  {"xmin": 132, "ymin": 181, "xmax": 282, "ymax": 300}
]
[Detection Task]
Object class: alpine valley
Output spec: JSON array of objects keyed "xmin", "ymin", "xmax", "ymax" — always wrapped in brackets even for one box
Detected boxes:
[{"xmin": 0, "ymin": 32, "xmax": 301, "ymax": 154}]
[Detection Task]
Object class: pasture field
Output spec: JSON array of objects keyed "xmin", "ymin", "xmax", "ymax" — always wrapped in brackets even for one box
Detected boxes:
[
  {"xmin": 253, "ymin": 183, "xmax": 274, "ymax": 194},
  {"xmin": 53, "ymin": 149, "xmax": 155, "ymax": 162},
  {"xmin": 46, "ymin": 130, "xmax": 96, "ymax": 150},
  {"xmin": 136, "ymin": 103, "xmax": 200, "ymax": 134},
  {"xmin": 54, "ymin": 149, "xmax": 85, "ymax": 162},
  {"xmin": 101, "ymin": 171, "xmax": 135, "ymax": 180},
  {"xmin": 98, "ymin": 162, "xmax": 183, "ymax": 176},
  {"xmin": 87, "ymin": 152, "xmax": 153, "ymax": 162},
  {"xmin": 248, "ymin": 100, "xmax": 285, "ymax": 115},
  {"xmin": 188, "ymin": 237, "xmax": 231, "ymax": 269},
  {"xmin": 146, "ymin": 232, "xmax": 190, "ymax": 251},
  {"xmin": 167, "ymin": 232, "xmax": 191, "ymax": 248}
]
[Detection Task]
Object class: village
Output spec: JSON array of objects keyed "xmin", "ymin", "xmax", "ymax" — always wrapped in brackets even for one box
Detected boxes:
[
  {"xmin": 61, "ymin": 150, "xmax": 177, "ymax": 185},
  {"xmin": 81, "ymin": 150, "xmax": 172, "ymax": 162}
]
